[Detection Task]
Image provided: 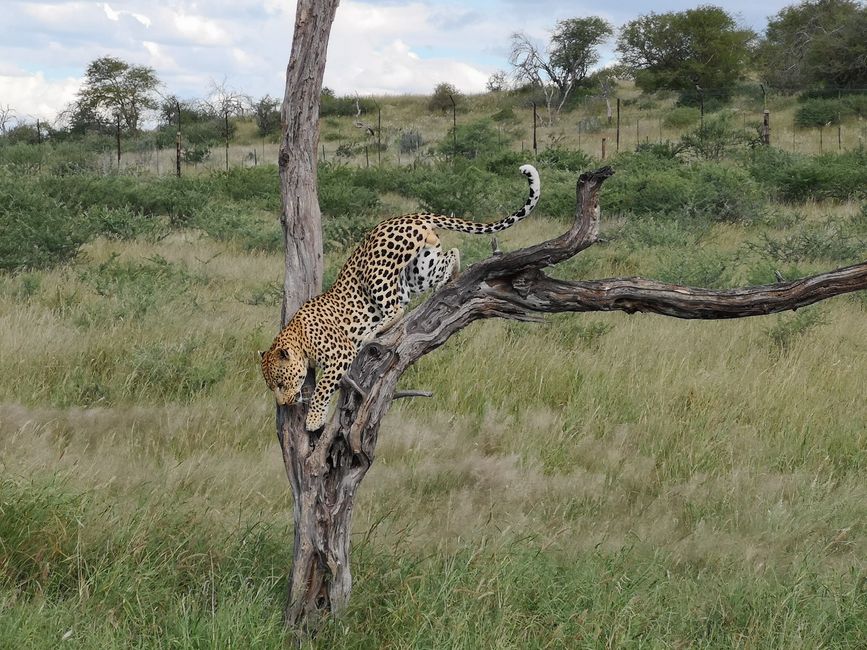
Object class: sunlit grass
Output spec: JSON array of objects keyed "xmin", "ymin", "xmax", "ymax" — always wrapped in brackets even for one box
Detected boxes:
[{"xmin": 1, "ymin": 167, "xmax": 865, "ymax": 646}]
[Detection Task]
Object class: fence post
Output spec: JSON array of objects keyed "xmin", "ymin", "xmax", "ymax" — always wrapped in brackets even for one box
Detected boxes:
[
  {"xmin": 601, "ymin": 137, "xmax": 607, "ymax": 160},
  {"xmin": 615, "ymin": 97, "xmax": 620, "ymax": 153},
  {"xmin": 636, "ymin": 118, "xmax": 640, "ymax": 148},
  {"xmin": 761, "ymin": 109, "xmax": 770, "ymax": 146},
  {"xmin": 449, "ymin": 94, "xmax": 456, "ymax": 160},
  {"xmin": 175, "ymin": 99, "xmax": 182, "ymax": 177},
  {"xmin": 532, "ymin": 102, "xmax": 538, "ymax": 155},
  {"xmin": 377, "ymin": 107, "xmax": 382, "ymax": 165}
]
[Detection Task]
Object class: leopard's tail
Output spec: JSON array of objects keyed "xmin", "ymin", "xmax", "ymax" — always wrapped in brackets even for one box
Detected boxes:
[{"xmin": 425, "ymin": 165, "xmax": 540, "ymax": 235}]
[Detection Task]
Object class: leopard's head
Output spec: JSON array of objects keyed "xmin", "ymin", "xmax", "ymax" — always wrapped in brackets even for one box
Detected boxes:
[{"xmin": 260, "ymin": 345, "xmax": 307, "ymax": 406}]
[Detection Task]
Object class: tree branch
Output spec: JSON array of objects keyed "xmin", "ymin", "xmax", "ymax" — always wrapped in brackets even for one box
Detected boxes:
[{"xmin": 329, "ymin": 166, "xmax": 867, "ymax": 459}]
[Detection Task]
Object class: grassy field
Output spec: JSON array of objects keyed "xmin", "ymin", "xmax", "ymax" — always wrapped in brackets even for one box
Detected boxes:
[{"xmin": 1, "ymin": 99, "xmax": 867, "ymax": 647}]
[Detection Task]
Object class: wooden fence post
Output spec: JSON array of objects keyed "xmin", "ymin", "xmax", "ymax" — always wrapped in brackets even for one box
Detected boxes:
[{"xmin": 615, "ymin": 97, "xmax": 620, "ymax": 153}]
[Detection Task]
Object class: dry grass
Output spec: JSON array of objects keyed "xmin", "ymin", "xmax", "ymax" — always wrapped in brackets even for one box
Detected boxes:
[{"xmin": 1, "ymin": 172, "xmax": 865, "ymax": 646}]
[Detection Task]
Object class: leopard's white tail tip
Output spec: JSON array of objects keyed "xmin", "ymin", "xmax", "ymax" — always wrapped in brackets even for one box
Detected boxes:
[{"xmin": 519, "ymin": 164, "xmax": 540, "ymax": 199}]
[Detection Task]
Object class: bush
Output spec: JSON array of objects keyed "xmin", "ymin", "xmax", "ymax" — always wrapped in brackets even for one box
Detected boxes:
[
  {"xmin": 491, "ymin": 106, "xmax": 517, "ymax": 122},
  {"xmin": 603, "ymin": 153, "xmax": 764, "ymax": 222},
  {"xmin": 438, "ymin": 119, "xmax": 504, "ymax": 159},
  {"xmin": 688, "ymin": 163, "xmax": 764, "ymax": 222},
  {"xmin": 751, "ymin": 218, "xmax": 865, "ymax": 264},
  {"xmin": 794, "ymin": 99, "xmax": 844, "ymax": 128},
  {"xmin": 429, "ymin": 83, "xmax": 461, "ymax": 114},
  {"xmin": 663, "ymin": 107, "xmax": 700, "ymax": 128},
  {"xmin": 0, "ymin": 172, "xmax": 85, "ymax": 271},
  {"xmin": 318, "ymin": 163, "xmax": 381, "ymax": 218},
  {"xmin": 399, "ymin": 129, "xmax": 424, "ymax": 154},
  {"xmin": 319, "ymin": 88, "xmax": 376, "ymax": 118},
  {"xmin": 679, "ymin": 113, "xmax": 755, "ymax": 160},
  {"xmin": 653, "ymin": 248, "xmax": 732, "ymax": 288},
  {"xmin": 843, "ymin": 94, "xmax": 867, "ymax": 118},
  {"xmin": 747, "ymin": 148, "xmax": 867, "ymax": 202},
  {"xmin": 535, "ymin": 148, "xmax": 593, "ymax": 173}
]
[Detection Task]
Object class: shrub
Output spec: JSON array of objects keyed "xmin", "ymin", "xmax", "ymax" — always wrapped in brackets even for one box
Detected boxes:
[
  {"xmin": 662, "ymin": 107, "xmax": 700, "ymax": 128},
  {"xmin": 679, "ymin": 113, "xmax": 755, "ymax": 160},
  {"xmin": 191, "ymin": 205, "xmax": 282, "ymax": 254},
  {"xmin": 399, "ymin": 130, "xmax": 424, "ymax": 154},
  {"xmin": 843, "ymin": 94, "xmax": 867, "ymax": 118},
  {"xmin": 0, "ymin": 172, "xmax": 85, "ymax": 271},
  {"xmin": 653, "ymin": 248, "xmax": 732, "ymax": 288},
  {"xmin": 429, "ymin": 83, "xmax": 461, "ymax": 114},
  {"xmin": 765, "ymin": 308, "xmax": 826, "ymax": 352},
  {"xmin": 535, "ymin": 148, "xmax": 593, "ymax": 173},
  {"xmin": 602, "ymin": 153, "xmax": 763, "ymax": 222},
  {"xmin": 688, "ymin": 163, "xmax": 764, "ymax": 222},
  {"xmin": 751, "ymin": 218, "xmax": 865, "ymax": 264},
  {"xmin": 320, "ymin": 88, "xmax": 376, "ymax": 117},
  {"xmin": 491, "ymin": 106, "xmax": 517, "ymax": 122},
  {"xmin": 318, "ymin": 163, "xmax": 381, "ymax": 218},
  {"xmin": 216, "ymin": 165, "xmax": 279, "ymax": 208},
  {"xmin": 794, "ymin": 99, "xmax": 844, "ymax": 128},
  {"xmin": 747, "ymin": 148, "xmax": 867, "ymax": 202},
  {"xmin": 438, "ymin": 119, "xmax": 503, "ymax": 160}
]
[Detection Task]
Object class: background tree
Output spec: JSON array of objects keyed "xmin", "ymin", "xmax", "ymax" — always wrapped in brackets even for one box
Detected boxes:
[
  {"xmin": 617, "ymin": 7, "xmax": 754, "ymax": 105},
  {"xmin": 428, "ymin": 82, "xmax": 462, "ymax": 114},
  {"xmin": 758, "ymin": 0, "xmax": 867, "ymax": 91},
  {"xmin": 75, "ymin": 56, "xmax": 160, "ymax": 133},
  {"xmin": 0, "ymin": 105, "xmax": 15, "ymax": 136},
  {"xmin": 204, "ymin": 80, "xmax": 250, "ymax": 170},
  {"xmin": 254, "ymin": 94, "xmax": 281, "ymax": 138},
  {"xmin": 486, "ymin": 70, "xmax": 510, "ymax": 92},
  {"xmin": 509, "ymin": 17, "xmax": 613, "ymax": 124},
  {"xmin": 72, "ymin": 56, "xmax": 160, "ymax": 165}
]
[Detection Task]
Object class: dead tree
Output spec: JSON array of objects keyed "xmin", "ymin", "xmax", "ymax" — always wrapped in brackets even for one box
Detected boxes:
[
  {"xmin": 277, "ymin": 168, "xmax": 867, "ymax": 631},
  {"xmin": 273, "ymin": 0, "xmax": 867, "ymax": 637}
]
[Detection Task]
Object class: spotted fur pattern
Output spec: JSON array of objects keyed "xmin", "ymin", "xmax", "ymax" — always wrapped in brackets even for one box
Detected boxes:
[{"xmin": 261, "ymin": 164, "xmax": 540, "ymax": 430}]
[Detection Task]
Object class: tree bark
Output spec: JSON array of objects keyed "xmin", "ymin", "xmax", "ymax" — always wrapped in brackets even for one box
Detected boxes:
[{"xmin": 276, "ymin": 0, "xmax": 342, "ymax": 634}]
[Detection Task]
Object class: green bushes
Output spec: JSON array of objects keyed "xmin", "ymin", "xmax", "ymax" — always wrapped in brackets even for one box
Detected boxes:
[
  {"xmin": 747, "ymin": 148, "xmax": 867, "ymax": 202},
  {"xmin": 794, "ymin": 99, "xmax": 844, "ymax": 128},
  {"xmin": 602, "ymin": 152, "xmax": 764, "ymax": 222},
  {"xmin": 438, "ymin": 119, "xmax": 504, "ymax": 159},
  {"xmin": 0, "ymin": 172, "xmax": 86, "ymax": 271},
  {"xmin": 662, "ymin": 107, "xmax": 700, "ymax": 128}
]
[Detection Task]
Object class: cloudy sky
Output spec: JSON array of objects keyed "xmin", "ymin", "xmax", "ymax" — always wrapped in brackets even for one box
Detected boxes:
[{"xmin": 1, "ymin": 0, "xmax": 791, "ymax": 123}]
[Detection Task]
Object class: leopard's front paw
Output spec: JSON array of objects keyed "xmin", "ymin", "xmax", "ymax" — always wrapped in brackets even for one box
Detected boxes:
[{"xmin": 305, "ymin": 411, "xmax": 326, "ymax": 431}]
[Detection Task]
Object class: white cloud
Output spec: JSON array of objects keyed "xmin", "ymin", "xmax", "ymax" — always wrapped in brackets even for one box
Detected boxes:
[
  {"xmin": 102, "ymin": 3, "xmax": 152, "ymax": 28},
  {"xmin": 172, "ymin": 13, "xmax": 230, "ymax": 46},
  {"xmin": 0, "ymin": 71, "xmax": 81, "ymax": 122}
]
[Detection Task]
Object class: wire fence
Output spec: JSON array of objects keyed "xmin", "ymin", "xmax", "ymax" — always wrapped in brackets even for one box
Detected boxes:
[{"xmin": 75, "ymin": 87, "xmax": 867, "ymax": 175}]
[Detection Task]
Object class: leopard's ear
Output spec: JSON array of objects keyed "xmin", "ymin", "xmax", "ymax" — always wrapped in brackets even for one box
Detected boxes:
[
  {"xmin": 258, "ymin": 350, "xmax": 266, "ymax": 360},
  {"xmin": 278, "ymin": 348, "xmax": 292, "ymax": 361}
]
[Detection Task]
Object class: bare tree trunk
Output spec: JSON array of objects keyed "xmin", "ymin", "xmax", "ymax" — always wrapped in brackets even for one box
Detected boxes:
[{"xmin": 277, "ymin": 0, "xmax": 340, "ymax": 634}]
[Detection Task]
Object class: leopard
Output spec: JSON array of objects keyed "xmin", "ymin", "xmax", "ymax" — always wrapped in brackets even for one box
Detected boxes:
[{"xmin": 261, "ymin": 164, "xmax": 540, "ymax": 431}]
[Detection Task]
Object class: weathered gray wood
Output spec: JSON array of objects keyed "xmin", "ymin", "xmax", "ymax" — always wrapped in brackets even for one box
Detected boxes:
[{"xmin": 275, "ymin": 0, "xmax": 342, "ymax": 633}]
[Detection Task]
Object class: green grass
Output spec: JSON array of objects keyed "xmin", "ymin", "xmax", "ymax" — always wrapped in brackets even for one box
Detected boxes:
[{"xmin": 1, "ymin": 133, "xmax": 866, "ymax": 646}]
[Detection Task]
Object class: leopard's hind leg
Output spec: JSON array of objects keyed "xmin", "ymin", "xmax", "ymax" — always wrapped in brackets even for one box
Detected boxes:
[{"xmin": 402, "ymin": 245, "xmax": 460, "ymax": 298}]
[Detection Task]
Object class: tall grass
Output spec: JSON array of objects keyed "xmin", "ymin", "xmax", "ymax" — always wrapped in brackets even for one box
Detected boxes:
[{"xmin": 1, "ymin": 142, "xmax": 866, "ymax": 646}]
